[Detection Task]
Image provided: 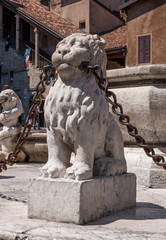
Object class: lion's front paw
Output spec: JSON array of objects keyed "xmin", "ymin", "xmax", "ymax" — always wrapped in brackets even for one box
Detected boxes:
[
  {"xmin": 0, "ymin": 151, "xmax": 8, "ymax": 162},
  {"xmin": 41, "ymin": 161, "xmax": 67, "ymax": 178},
  {"xmin": 65, "ymin": 163, "xmax": 92, "ymax": 180}
]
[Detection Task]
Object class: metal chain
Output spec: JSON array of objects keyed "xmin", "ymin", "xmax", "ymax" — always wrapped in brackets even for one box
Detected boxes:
[
  {"xmin": 86, "ymin": 65, "xmax": 166, "ymax": 170},
  {"xmin": 0, "ymin": 65, "xmax": 55, "ymax": 173}
]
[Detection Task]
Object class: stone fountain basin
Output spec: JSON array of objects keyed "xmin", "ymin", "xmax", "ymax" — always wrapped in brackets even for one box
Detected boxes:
[{"xmin": 22, "ymin": 131, "xmax": 48, "ymax": 163}]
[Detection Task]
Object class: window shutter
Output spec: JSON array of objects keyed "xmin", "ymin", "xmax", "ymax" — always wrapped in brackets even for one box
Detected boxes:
[
  {"xmin": 138, "ymin": 37, "xmax": 144, "ymax": 64},
  {"xmin": 144, "ymin": 35, "xmax": 150, "ymax": 63},
  {"xmin": 138, "ymin": 35, "xmax": 150, "ymax": 64}
]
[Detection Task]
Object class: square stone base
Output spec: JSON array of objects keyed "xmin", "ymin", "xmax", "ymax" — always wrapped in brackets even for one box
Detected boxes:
[{"xmin": 28, "ymin": 174, "xmax": 136, "ymax": 224}]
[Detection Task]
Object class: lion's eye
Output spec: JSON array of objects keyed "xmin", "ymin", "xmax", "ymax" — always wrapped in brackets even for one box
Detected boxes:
[
  {"xmin": 70, "ymin": 38, "xmax": 76, "ymax": 46},
  {"xmin": 74, "ymin": 41, "xmax": 84, "ymax": 48},
  {"xmin": 79, "ymin": 43, "xmax": 84, "ymax": 48}
]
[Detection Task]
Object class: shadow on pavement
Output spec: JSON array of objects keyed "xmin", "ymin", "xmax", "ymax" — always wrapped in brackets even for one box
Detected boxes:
[
  {"xmin": 0, "ymin": 175, "xmax": 15, "ymax": 179},
  {"xmin": 88, "ymin": 202, "xmax": 166, "ymax": 225}
]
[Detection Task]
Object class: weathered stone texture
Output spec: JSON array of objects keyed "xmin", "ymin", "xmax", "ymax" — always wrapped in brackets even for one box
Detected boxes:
[
  {"xmin": 28, "ymin": 174, "xmax": 136, "ymax": 224},
  {"xmin": 42, "ymin": 33, "xmax": 127, "ymax": 180}
]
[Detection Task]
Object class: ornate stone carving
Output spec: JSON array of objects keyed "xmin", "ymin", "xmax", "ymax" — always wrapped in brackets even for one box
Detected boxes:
[
  {"xmin": 0, "ymin": 89, "xmax": 25, "ymax": 161},
  {"xmin": 42, "ymin": 33, "xmax": 127, "ymax": 180}
]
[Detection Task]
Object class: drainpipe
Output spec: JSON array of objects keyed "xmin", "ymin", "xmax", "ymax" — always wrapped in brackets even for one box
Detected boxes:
[
  {"xmin": 15, "ymin": 15, "xmax": 20, "ymax": 51},
  {"xmin": 34, "ymin": 27, "xmax": 39, "ymax": 68}
]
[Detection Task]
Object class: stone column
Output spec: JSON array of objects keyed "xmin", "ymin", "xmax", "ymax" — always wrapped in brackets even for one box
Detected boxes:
[
  {"xmin": 15, "ymin": 15, "xmax": 20, "ymax": 51},
  {"xmin": 34, "ymin": 28, "xmax": 39, "ymax": 68},
  {"xmin": 0, "ymin": 5, "xmax": 3, "ymax": 39}
]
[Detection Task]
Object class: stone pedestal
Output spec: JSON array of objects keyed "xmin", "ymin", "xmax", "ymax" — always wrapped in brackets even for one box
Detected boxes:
[{"xmin": 28, "ymin": 174, "xmax": 136, "ymax": 224}]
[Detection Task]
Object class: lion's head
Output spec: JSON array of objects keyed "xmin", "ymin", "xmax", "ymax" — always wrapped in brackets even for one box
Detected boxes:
[
  {"xmin": 0, "ymin": 89, "xmax": 22, "ymax": 112},
  {"xmin": 52, "ymin": 33, "xmax": 107, "ymax": 77}
]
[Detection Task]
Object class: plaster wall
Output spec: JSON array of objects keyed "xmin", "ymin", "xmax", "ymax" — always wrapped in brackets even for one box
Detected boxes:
[
  {"xmin": 60, "ymin": 0, "xmax": 90, "ymax": 33},
  {"xmin": 50, "ymin": 0, "xmax": 61, "ymax": 13},
  {"xmin": 126, "ymin": 3, "xmax": 166, "ymax": 67},
  {"xmin": 90, "ymin": 0, "xmax": 122, "ymax": 34}
]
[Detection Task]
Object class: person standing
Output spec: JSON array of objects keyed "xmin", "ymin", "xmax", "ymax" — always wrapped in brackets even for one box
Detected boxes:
[{"xmin": 33, "ymin": 103, "xmax": 43, "ymax": 130}]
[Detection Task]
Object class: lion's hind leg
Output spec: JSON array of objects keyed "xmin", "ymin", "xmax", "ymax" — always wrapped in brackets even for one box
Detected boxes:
[
  {"xmin": 95, "ymin": 116, "xmax": 127, "ymax": 177},
  {"xmin": 94, "ymin": 157, "xmax": 126, "ymax": 176}
]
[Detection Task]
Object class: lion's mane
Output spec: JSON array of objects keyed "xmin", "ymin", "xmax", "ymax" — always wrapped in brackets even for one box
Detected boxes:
[{"xmin": 45, "ymin": 34, "xmax": 108, "ymax": 146}]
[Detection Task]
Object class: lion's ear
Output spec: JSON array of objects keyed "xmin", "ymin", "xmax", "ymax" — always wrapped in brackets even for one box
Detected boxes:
[{"xmin": 92, "ymin": 34, "xmax": 106, "ymax": 50}]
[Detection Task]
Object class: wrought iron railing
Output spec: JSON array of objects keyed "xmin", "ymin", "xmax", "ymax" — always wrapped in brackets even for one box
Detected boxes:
[{"xmin": 5, "ymin": 39, "xmax": 52, "ymax": 69}]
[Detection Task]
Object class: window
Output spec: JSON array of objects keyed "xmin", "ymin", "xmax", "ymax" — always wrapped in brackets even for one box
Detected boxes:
[
  {"xmin": 10, "ymin": 71, "xmax": 14, "ymax": 82},
  {"xmin": 138, "ymin": 35, "xmax": 150, "ymax": 64},
  {"xmin": 79, "ymin": 21, "xmax": 86, "ymax": 29}
]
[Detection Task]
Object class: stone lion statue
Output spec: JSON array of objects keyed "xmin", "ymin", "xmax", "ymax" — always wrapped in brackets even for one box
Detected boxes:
[
  {"xmin": 42, "ymin": 33, "xmax": 127, "ymax": 180},
  {"xmin": 0, "ymin": 89, "xmax": 25, "ymax": 161}
]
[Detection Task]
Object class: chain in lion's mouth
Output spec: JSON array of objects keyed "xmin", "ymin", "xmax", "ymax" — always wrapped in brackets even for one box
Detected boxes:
[
  {"xmin": 57, "ymin": 62, "xmax": 83, "ymax": 69},
  {"xmin": 54, "ymin": 59, "xmax": 98, "ymax": 74}
]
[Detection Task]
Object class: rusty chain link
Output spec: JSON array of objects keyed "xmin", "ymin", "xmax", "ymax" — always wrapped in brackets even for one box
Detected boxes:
[
  {"xmin": 0, "ymin": 65, "xmax": 55, "ymax": 173},
  {"xmin": 86, "ymin": 65, "xmax": 166, "ymax": 170}
]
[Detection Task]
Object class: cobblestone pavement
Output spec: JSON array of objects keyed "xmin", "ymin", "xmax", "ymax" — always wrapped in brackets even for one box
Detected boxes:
[{"xmin": 0, "ymin": 164, "xmax": 166, "ymax": 240}]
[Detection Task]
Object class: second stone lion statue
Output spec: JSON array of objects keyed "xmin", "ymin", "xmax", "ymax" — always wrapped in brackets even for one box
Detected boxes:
[
  {"xmin": 0, "ymin": 88, "xmax": 26, "ymax": 162},
  {"xmin": 42, "ymin": 33, "xmax": 127, "ymax": 180}
]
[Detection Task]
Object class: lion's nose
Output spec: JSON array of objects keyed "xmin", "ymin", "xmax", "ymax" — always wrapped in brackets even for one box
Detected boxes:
[{"xmin": 58, "ymin": 49, "xmax": 70, "ymax": 56}]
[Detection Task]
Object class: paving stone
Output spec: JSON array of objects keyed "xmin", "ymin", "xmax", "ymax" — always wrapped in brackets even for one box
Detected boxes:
[{"xmin": 0, "ymin": 164, "xmax": 166, "ymax": 240}]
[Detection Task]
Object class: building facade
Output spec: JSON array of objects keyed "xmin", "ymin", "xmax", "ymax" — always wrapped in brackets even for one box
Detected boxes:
[{"xmin": 120, "ymin": 0, "xmax": 166, "ymax": 67}]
